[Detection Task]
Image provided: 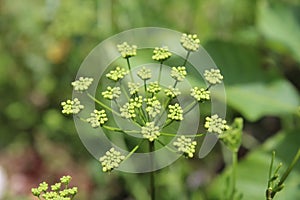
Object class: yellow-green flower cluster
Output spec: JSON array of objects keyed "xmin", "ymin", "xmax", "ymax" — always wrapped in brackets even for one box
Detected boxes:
[
  {"xmin": 102, "ymin": 86, "xmax": 121, "ymax": 100},
  {"xmin": 120, "ymin": 96, "xmax": 143, "ymax": 119},
  {"xmin": 128, "ymin": 82, "xmax": 140, "ymax": 95},
  {"xmin": 141, "ymin": 122, "xmax": 160, "ymax": 142},
  {"xmin": 147, "ymin": 81, "xmax": 161, "ymax": 93},
  {"xmin": 145, "ymin": 96, "xmax": 162, "ymax": 118},
  {"xmin": 180, "ymin": 33, "xmax": 200, "ymax": 52},
  {"xmin": 137, "ymin": 67, "xmax": 152, "ymax": 80},
  {"xmin": 164, "ymin": 86, "xmax": 181, "ymax": 98},
  {"xmin": 61, "ymin": 98, "xmax": 84, "ymax": 115},
  {"xmin": 99, "ymin": 148, "xmax": 125, "ymax": 172},
  {"xmin": 171, "ymin": 66, "xmax": 187, "ymax": 82},
  {"xmin": 86, "ymin": 109, "xmax": 108, "ymax": 128},
  {"xmin": 117, "ymin": 42, "xmax": 137, "ymax": 58},
  {"xmin": 31, "ymin": 175, "xmax": 77, "ymax": 200},
  {"xmin": 191, "ymin": 87, "xmax": 210, "ymax": 102},
  {"xmin": 204, "ymin": 69, "xmax": 223, "ymax": 85},
  {"xmin": 152, "ymin": 46, "xmax": 172, "ymax": 62},
  {"xmin": 173, "ymin": 136, "xmax": 197, "ymax": 158},
  {"xmin": 168, "ymin": 103, "xmax": 183, "ymax": 121},
  {"xmin": 71, "ymin": 77, "xmax": 93, "ymax": 92},
  {"xmin": 204, "ymin": 114, "xmax": 229, "ymax": 134},
  {"xmin": 106, "ymin": 67, "xmax": 128, "ymax": 81}
]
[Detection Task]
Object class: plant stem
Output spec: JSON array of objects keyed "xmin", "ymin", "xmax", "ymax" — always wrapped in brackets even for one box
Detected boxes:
[
  {"xmin": 126, "ymin": 57, "xmax": 134, "ymax": 81},
  {"xmin": 183, "ymin": 51, "xmax": 191, "ymax": 66},
  {"xmin": 158, "ymin": 61, "xmax": 163, "ymax": 85},
  {"xmin": 228, "ymin": 151, "xmax": 238, "ymax": 200},
  {"xmin": 149, "ymin": 141, "xmax": 155, "ymax": 200}
]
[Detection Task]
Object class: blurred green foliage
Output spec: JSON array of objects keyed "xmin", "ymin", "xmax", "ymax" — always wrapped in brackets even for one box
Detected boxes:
[{"xmin": 0, "ymin": 0, "xmax": 299, "ymax": 199}]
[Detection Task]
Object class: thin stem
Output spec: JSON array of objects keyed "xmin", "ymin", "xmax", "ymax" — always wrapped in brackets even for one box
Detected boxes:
[
  {"xmin": 183, "ymin": 100, "xmax": 198, "ymax": 115},
  {"xmin": 183, "ymin": 51, "xmax": 191, "ymax": 66},
  {"xmin": 229, "ymin": 151, "xmax": 238, "ymax": 199},
  {"xmin": 102, "ymin": 125, "xmax": 139, "ymax": 133},
  {"xmin": 160, "ymin": 132, "xmax": 204, "ymax": 137},
  {"xmin": 268, "ymin": 151, "xmax": 276, "ymax": 188},
  {"xmin": 149, "ymin": 141, "xmax": 155, "ymax": 200},
  {"xmin": 124, "ymin": 140, "xmax": 144, "ymax": 161},
  {"xmin": 158, "ymin": 61, "xmax": 163, "ymax": 84},
  {"xmin": 156, "ymin": 139, "xmax": 177, "ymax": 153},
  {"xmin": 126, "ymin": 57, "xmax": 134, "ymax": 82},
  {"xmin": 87, "ymin": 92, "xmax": 121, "ymax": 117}
]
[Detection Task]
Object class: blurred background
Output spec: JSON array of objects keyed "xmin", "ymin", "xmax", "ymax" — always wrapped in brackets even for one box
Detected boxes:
[{"xmin": 0, "ymin": 0, "xmax": 299, "ymax": 199}]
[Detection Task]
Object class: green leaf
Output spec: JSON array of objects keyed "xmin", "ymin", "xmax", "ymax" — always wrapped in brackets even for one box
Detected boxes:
[{"xmin": 226, "ymin": 80, "xmax": 299, "ymax": 121}]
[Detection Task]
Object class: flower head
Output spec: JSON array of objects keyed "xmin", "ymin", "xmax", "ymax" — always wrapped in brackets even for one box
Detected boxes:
[
  {"xmin": 147, "ymin": 81, "xmax": 161, "ymax": 93},
  {"xmin": 145, "ymin": 97, "xmax": 162, "ymax": 118},
  {"xmin": 117, "ymin": 42, "xmax": 137, "ymax": 58},
  {"xmin": 128, "ymin": 82, "xmax": 140, "ymax": 95},
  {"xmin": 152, "ymin": 46, "xmax": 172, "ymax": 62},
  {"xmin": 204, "ymin": 69, "xmax": 223, "ymax": 85},
  {"xmin": 61, "ymin": 98, "xmax": 84, "ymax": 115},
  {"xmin": 171, "ymin": 66, "xmax": 187, "ymax": 82},
  {"xmin": 164, "ymin": 86, "xmax": 181, "ymax": 98},
  {"xmin": 141, "ymin": 122, "xmax": 160, "ymax": 142},
  {"xmin": 86, "ymin": 109, "xmax": 108, "ymax": 128},
  {"xmin": 71, "ymin": 77, "xmax": 93, "ymax": 92},
  {"xmin": 106, "ymin": 67, "xmax": 128, "ymax": 81},
  {"xmin": 120, "ymin": 96, "xmax": 143, "ymax": 119},
  {"xmin": 137, "ymin": 67, "xmax": 152, "ymax": 80},
  {"xmin": 191, "ymin": 87, "xmax": 210, "ymax": 101},
  {"xmin": 204, "ymin": 114, "xmax": 229, "ymax": 134},
  {"xmin": 102, "ymin": 86, "xmax": 121, "ymax": 100},
  {"xmin": 168, "ymin": 103, "xmax": 183, "ymax": 121},
  {"xmin": 173, "ymin": 136, "xmax": 197, "ymax": 158},
  {"xmin": 99, "ymin": 148, "xmax": 125, "ymax": 172},
  {"xmin": 180, "ymin": 33, "xmax": 200, "ymax": 52}
]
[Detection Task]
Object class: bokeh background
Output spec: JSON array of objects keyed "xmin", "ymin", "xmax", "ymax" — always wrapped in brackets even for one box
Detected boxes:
[{"xmin": 0, "ymin": 0, "xmax": 299, "ymax": 199}]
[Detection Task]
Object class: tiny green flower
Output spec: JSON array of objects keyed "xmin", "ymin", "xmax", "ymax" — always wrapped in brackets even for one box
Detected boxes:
[
  {"xmin": 102, "ymin": 86, "xmax": 121, "ymax": 100},
  {"xmin": 120, "ymin": 102, "xmax": 136, "ymax": 119},
  {"xmin": 173, "ymin": 136, "xmax": 197, "ymax": 158},
  {"xmin": 152, "ymin": 46, "xmax": 172, "ymax": 62},
  {"xmin": 128, "ymin": 82, "xmax": 140, "ymax": 95},
  {"xmin": 204, "ymin": 114, "xmax": 229, "ymax": 134},
  {"xmin": 141, "ymin": 122, "xmax": 160, "ymax": 142},
  {"xmin": 99, "ymin": 148, "xmax": 125, "ymax": 172},
  {"xmin": 137, "ymin": 67, "xmax": 152, "ymax": 80},
  {"xmin": 38, "ymin": 182, "xmax": 49, "ymax": 192},
  {"xmin": 86, "ymin": 109, "xmax": 108, "ymax": 128},
  {"xmin": 106, "ymin": 66, "xmax": 129, "ymax": 81},
  {"xmin": 147, "ymin": 81, "xmax": 161, "ymax": 93},
  {"xmin": 51, "ymin": 182, "xmax": 61, "ymax": 191},
  {"xmin": 71, "ymin": 77, "xmax": 93, "ymax": 92},
  {"xmin": 60, "ymin": 175, "xmax": 72, "ymax": 185},
  {"xmin": 130, "ymin": 96, "xmax": 143, "ymax": 108},
  {"xmin": 168, "ymin": 103, "xmax": 183, "ymax": 121},
  {"xmin": 171, "ymin": 66, "xmax": 187, "ymax": 82},
  {"xmin": 145, "ymin": 97, "xmax": 162, "ymax": 118},
  {"xmin": 191, "ymin": 87, "xmax": 210, "ymax": 101},
  {"xmin": 42, "ymin": 191, "xmax": 58, "ymax": 199},
  {"xmin": 204, "ymin": 69, "xmax": 223, "ymax": 85},
  {"xmin": 164, "ymin": 86, "xmax": 181, "ymax": 98},
  {"xmin": 117, "ymin": 42, "xmax": 137, "ymax": 58},
  {"xmin": 61, "ymin": 98, "xmax": 84, "ymax": 115},
  {"xmin": 60, "ymin": 187, "xmax": 78, "ymax": 197},
  {"xmin": 180, "ymin": 33, "xmax": 200, "ymax": 52}
]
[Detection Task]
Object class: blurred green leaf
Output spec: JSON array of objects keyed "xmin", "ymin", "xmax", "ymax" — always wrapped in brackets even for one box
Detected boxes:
[{"xmin": 226, "ymin": 80, "xmax": 299, "ymax": 121}]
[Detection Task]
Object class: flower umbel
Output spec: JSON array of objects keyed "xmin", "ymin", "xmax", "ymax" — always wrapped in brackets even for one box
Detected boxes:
[
  {"xmin": 71, "ymin": 77, "xmax": 93, "ymax": 92},
  {"xmin": 141, "ymin": 122, "xmax": 160, "ymax": 142},
  {"xmin": 102, "ymin": 86, "xmax": 121, "ymax": 100},
  {"xmin": 152, "ymin": 46, "xmax": 172, "ymax": 62},
  {"xmin": 204, "ymin": 114, "xmax": 229, "ymax": 134},
  {"xmin": 117, "ymin": 42, "xmax": 137, "ymax": 58},
  {"xmin": 191, "ymin": 87, "xmax": 210, "ymax": 102},
  {"xmin": 147, "ymin": 81, "xmax": 161, "ymax": 93},
  {"xmin": 86, "ymin": 109, "xmax": 108, "ymax": 128},
  {"xmin": 145, "ymin": 96, "xmax": 162, "ymax": 118},
  {"xmin": 106, "ymin": 67, "xmax": 128, "ymax": 81},
  {"xmin": 164, "ymin": 86, "xmax": 181, "ymax": 98},
  {"xmin": 180, "ymin": 33, "xmax": 200, "ymax": 52},
  {"xmin": 99, "ymin": 148, "xmax": 125, "ymax": 172},
  {"xmin": 173, "ymin": 136, "xmax": 197, "ymax": 158},
  {"xmin": 168, "ymin": 103, "xmax": 183, "ymax": 121},
  {"xmin": 171, "ymin": 66, "xmax": 187, "ymax": 82},
  {"xmin": 137, "ymin": 67, "xmax": 152, "ymax": 80},
  {"xmin": 204, "ymin": 69, "xmax": 223, "ymax": 85},
  {"xmin": 128, "ymin": 82, "xmax": 140, "ymax": 95},
  {"xmin": 61, "ymin": 98, "xmax": 84, "ymax": 115}
]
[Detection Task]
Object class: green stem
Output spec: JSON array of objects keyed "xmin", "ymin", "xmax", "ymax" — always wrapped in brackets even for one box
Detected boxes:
[
  {"xmin": 183, "ymin": 100, "xmax": 198, "ymax": 115},
  {"xmin": 160, "ymin": 132, "xmax": 204, "ymax": 137},
  {"xmin": 126, "ymin": 57, "xmax": 134, "ymax": 82},
  {"xmin": 156, "ymin": 139, "xmax": 177, "ymax": 153},
  {"xmin": 268, "ymin": 151, "xmax": 276, "ymax": 188},
  {"xmin": 87, "ymin": 93, "xmax": 121, "ymax": 117},
  {"xmin": 124, "ymin": 140, "xmax": 144, "ymax": 161},
  {"xmin": 183, "ymin": 51, "xmax": 190, "ymax": 66},
  {"xmin": 102, "ymin": 125, "xmax": 139, "ymax": 133},
  {"xmin": 158, "ymin": 61, "xmax": 163, "ymax": 84},
  {"xmin": 229, "ymin": 151, "xmax": 238, "ymax": 199},
  {"xmin": 149, "ymin": 141, "xmax": 155, "ymax": 200}
]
